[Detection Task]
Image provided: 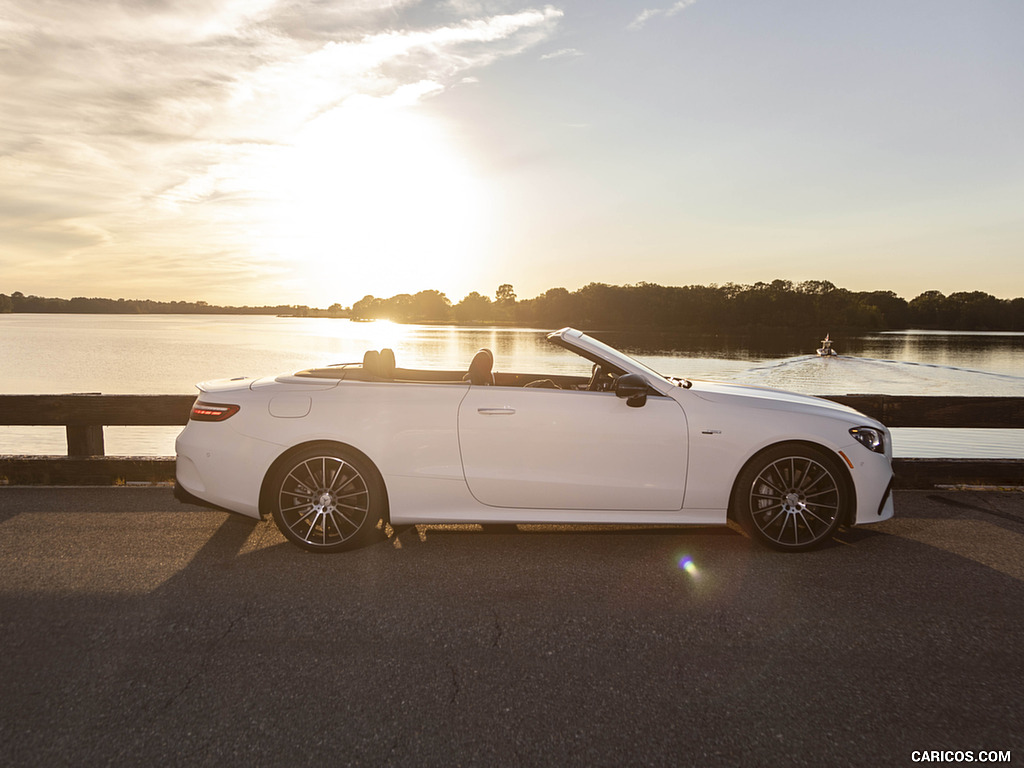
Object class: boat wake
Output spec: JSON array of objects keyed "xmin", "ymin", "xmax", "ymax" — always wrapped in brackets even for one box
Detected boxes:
[{"xmin": 731, "ymin": 355, "xmax": 1024, "ymax": 397}]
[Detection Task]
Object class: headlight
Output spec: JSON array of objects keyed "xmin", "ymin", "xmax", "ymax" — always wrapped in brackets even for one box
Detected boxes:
[{"xmin": 850, "ymin": 427, "xmax": 885, "ymax": 454}]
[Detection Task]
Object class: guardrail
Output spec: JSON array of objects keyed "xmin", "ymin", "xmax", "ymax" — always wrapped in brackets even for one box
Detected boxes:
[
  {"xmin": 0, "ymin": 394, "xmax": 1021, "ymax": 489},
  {"xmin": 0, "ymin": 394, "xmax": 191, "ymax": 486}
]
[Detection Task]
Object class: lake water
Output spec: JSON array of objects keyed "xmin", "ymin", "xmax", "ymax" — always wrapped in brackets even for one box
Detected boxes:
[{"xmin": 2, "ymin": 314, "xmax": 1022, "ymax": 458}]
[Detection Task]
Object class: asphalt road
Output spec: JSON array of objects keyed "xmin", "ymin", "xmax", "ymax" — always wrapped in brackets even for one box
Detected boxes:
[{"xmin": 1, "ymin": 487, "xmax": 1022, "ymax": 767}]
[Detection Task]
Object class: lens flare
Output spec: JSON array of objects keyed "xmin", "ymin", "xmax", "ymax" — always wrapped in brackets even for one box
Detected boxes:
[{"xmin": 677, "ymin": 554, "xmax": 700, "ymax": 580}]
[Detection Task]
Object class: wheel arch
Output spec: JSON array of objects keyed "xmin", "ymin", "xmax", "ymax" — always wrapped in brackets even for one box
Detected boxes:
[
  {"xmin": 258, "ymin": 440, "xmax": 391, "ymax": 523},
  {"xmin": 726, "ymin": 439, "xmax": 857, "ymax": 527}
]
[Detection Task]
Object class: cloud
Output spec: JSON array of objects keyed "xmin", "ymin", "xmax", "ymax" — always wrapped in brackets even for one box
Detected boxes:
[
  {"xmin": 0, "ymin": 1, "xmax": 563, "ymax": 301},
  {"xmin": 627, "ymin": 9, "xmax": 661, "ymax": 31},
  {"xmin": 540, "ymin": 47, "xmax": 583, "ymax": 60},
  {"xmin": 628, "ymin": 0, "xmax": 698, "ymax": 30},
  {"xmin": 667, "ymin": 0, "xmax": 699, "ymax": 17},
  {"xmin": 2, "ymin": 2, "xmax": 561, "ymax": 145}
]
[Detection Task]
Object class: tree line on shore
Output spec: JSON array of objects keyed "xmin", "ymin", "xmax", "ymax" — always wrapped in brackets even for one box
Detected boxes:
[
  {"xmin": 329, "ymin": 280, "xmax": 1024, "ymax": 331},
  {"xmin": 3, "ymin": 280, "xmax": 1024, "ymax": 331},
  {"xmin": 0, "ymin": 292, "xmax": 318, "ymax": 317}
]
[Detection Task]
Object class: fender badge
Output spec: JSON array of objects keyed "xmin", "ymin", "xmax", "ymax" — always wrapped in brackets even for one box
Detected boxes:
[{"xmin": 701, "ymin": 429, "xmax": 722, "ymax": 435}]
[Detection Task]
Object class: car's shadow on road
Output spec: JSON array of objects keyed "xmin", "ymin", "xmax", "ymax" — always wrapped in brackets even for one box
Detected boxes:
[{"xmin": 185, "ymin": 510, "xmax": 894, "ymax": 564}]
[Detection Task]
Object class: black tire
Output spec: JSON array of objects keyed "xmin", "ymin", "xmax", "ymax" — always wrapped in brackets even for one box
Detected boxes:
[
  {"xmin": 268, "ymin": 443, "xmax": 386, "ymax": 553},
  {"xmin": 733, "ymin": 443, "xmax": 849, "ymax": 552}
]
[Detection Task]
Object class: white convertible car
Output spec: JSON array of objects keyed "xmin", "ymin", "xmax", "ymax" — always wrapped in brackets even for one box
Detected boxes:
[{"xmin": 175, "ymin": 328, "xmax": 894, "ymax": 553}]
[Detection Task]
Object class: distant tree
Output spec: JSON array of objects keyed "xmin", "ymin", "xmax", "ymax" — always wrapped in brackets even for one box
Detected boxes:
[
  {"xmin": 495, "ymin": 284, "xmax": 516, "ymax": 304},
  {"xmin": 454, "ymin": 292, "xmax": 493, "ymax": 323},
  {"xmin": 351, "ymin": 295, "xmax": 384, "ymax": 320},
  {"xmin": 519, "ymin": 287, "xmax": 571, "ymax": 326},
  {"xmin": 739, "ymin": 282, "xmax": 790, "ymax": 327},
  {"xmin": 797, "ymin": 279, "xmax": 836, "ymax": 296},
  {"xmin": 0, "ymin": 294, "xmax": 11, "ymax": 313},
  {"xmin": 410, "ymin": 290, "xmax": 452, "ymax": 322},
  {"xmin": 384, "ymin": 294, "xmax": 415, "ymax": 322},
  {"xmin": 688, "ymin": 284, "xmax": 730, "ymax": 328},
  {"xmin": 860, "ymin": 290, "xmax": 909, "ymax": 328},
  {"xmin": 493, "ymin": 284, "xmax": 516, "ymax": 321},
  {"xmin": 908, "ymin": 291, "xmax": 951, "ymax": 328},
  {"xmin": 577, "ymin": 283, "xmax": 625, "ymax": 326},
  {"xmin": 1010, "ymin": 298, "xmax": 1024, "ymax": 330},
  {"xmin": 839, "ymin": 297, "xmax": 885, "ymax": 328},
  {"xmin": 947, "ymin": 291, "xmax": 1004, "ymax": 330}
]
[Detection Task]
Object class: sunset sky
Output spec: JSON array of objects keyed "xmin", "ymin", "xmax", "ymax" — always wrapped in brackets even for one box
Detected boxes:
[{"xmin": 2, "ymin": 0, "xmax": 1022, "ymax": 308}]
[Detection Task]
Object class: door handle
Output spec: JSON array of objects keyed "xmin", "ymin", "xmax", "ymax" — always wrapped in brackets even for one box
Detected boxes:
[{"xmin": 477, "ymin": 407, "xmax": 516, "ymax": 415}]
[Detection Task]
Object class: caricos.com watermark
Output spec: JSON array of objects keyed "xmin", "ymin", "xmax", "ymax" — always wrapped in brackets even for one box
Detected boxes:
[{"xmin": 911, "ymin": 751, "xmax": 1012, "ymax": 763}]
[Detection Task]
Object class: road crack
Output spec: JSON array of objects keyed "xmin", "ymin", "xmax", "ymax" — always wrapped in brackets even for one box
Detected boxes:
[
  {"xmin": 492, "ymin": 610, "xmax": 503, "ymax": 648},
  {"xmin": 161, "ymin": 611, "xmax": 245, "ymax": 712},
  {"xmin": 447, "ymin": 663, "xmax": 460, "ymax": 705}
]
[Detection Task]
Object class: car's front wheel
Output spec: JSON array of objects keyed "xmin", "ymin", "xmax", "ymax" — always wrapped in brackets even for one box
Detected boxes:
[
  {"xmin": 733, "ymin": 443, "xmax": 849, "ymax": 552},
  {"xmin": 268, "ymin": 444, "xmax": 386, "ymax": 553}
]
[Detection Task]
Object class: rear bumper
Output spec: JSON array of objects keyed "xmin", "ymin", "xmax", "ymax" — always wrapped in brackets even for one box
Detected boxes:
[{"xmin": 174, "ymin": 421, "xmax": 277, "ymax": 520}]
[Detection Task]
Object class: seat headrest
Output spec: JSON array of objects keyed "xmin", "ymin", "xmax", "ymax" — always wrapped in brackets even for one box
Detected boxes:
[
  {"xmin": 379, "ymin": 348, "xmax": 396, "ymax": 378},
  {"xmin": 362, "ymin": 350, "xmax": 381, "ymax": 378},
  {"xmin": 464, "ymin": 348, "xmax": 494, "ymax": 385}
]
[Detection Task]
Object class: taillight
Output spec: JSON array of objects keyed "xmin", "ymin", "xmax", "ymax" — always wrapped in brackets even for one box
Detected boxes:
[{"xmin": 190, "ymin": 402, "xmax": 240, "ymax": 422}]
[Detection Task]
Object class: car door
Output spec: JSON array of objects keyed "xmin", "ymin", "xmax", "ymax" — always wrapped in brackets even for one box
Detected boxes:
[{"xmin": 458, "ymin": 385, "xmax": 687, "ymax": 510}]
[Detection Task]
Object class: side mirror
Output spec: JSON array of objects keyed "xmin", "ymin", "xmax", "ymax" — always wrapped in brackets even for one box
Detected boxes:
[{"xmin": 614, "ymin": 373, "xmax": 648, "ymax": 408}]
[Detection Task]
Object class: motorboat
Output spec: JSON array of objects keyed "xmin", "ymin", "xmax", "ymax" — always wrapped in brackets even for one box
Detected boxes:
[{"xmin": 816, "ymin": 334, "xmax": 837, "ymax": 357}]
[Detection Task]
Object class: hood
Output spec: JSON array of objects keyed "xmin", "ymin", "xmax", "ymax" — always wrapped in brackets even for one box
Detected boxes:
[{"xmin": 688, "ymin": 379, "xmax": 878, "ymax": 424}]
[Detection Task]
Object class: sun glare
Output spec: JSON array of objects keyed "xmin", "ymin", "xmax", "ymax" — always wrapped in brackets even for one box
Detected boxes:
[{"xmin": 251, "ymin": 93, "xmax": 486, "ymax": 304}]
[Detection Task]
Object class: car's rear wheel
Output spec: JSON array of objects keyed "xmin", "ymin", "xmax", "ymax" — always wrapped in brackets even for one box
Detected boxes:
[
  {"xmin": 268, "ymin": 444, "xmax": 386, "ymax": 553},
  {"xmin": 734, "ymin": 444, "xmax": 848, "ymax": 552}
]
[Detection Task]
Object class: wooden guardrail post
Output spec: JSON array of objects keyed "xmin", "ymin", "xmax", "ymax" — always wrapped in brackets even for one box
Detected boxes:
[{"xmin": 66, "ymin": 425, "xmax": 105, "ymax": 457}]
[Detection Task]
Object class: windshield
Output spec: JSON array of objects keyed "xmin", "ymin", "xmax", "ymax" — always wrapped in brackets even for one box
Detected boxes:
[
  {"xmin": 549, "ymin": 328, "xmax": 673, "ymax": 382},
  {"xmin": 581, "ymin": 334, "xmax": 669, "ymax": 380}
]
